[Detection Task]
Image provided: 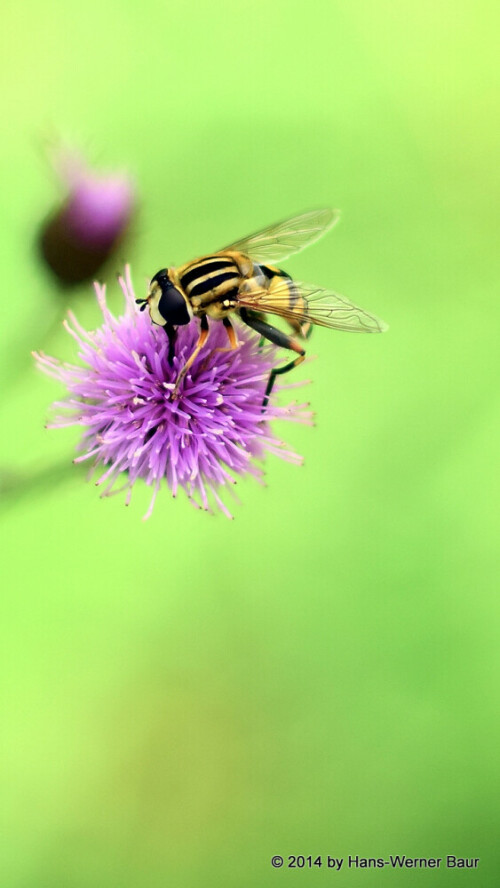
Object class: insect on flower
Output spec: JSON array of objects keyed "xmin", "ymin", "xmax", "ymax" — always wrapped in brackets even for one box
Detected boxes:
[
  {"xmin": 136, "ymin": 210, "xmax": 388, "ymax": 405},
  {"xmin": 34, "ymin": 269, "xmax": 312, "ymax": 519}
]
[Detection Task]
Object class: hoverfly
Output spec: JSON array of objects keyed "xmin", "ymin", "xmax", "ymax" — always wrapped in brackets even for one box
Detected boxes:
[{"xmin": 136, "ymin": 209, "xmax": 387, "ymax": 406}]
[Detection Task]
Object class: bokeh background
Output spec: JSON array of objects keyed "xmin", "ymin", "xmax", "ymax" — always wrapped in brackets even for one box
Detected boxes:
[{"xmin": 1, "ymin": 0, "xmax": 499, "ymax": 885}]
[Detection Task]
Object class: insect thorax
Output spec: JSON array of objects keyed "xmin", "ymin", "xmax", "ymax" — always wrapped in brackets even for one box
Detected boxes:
[{"xmin": 176, "ymin": 253, "xmax": 242, "ymax": 312}]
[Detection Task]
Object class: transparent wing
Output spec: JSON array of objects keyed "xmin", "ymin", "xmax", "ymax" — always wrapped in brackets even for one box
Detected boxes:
[
  {"xmin": 221, "ymin": 209, "xmax": 339, "ymax": 263},
  {"xmin": 238, "ymin": 279, "xmax": 388, "ymax": 333}
]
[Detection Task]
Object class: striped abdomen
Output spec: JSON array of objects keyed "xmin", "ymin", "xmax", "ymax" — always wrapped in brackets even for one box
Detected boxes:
[
  {"xmin": 179, "ymin": 255, "xmax": 241, "ymax": 306},
  {"xmin": 261, "ymin": 265, "xmax": 308, "ymax": 321}
]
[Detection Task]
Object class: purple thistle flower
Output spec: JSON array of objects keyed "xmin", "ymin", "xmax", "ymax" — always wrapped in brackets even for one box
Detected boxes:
[
  {"xmin": 39, "ymin": 144, "xmax": 136, "ymax": 286},
  {"xmin": 34, "ymin": 268, "xmax": 312, "ymax": 518}
]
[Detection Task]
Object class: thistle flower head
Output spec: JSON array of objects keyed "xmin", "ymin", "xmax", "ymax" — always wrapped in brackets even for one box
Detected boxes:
[
  {"xmin": 34, "ymin": 269, "xmax": 312, "ymax": 518},
  {"xmin": 39, "ymin": 144, "xmax": 136, "ymax": 286}
]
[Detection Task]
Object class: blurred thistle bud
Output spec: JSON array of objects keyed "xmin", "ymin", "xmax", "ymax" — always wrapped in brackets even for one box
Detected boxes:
[{"xmin": 38, "ymin": 144, "xmax": 136, "ymax": 286}]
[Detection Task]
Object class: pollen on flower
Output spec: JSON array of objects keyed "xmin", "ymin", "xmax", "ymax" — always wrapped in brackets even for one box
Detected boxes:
[{"xmin": 34, "ymin": 267, "xmax": 313, "ymax": 518}]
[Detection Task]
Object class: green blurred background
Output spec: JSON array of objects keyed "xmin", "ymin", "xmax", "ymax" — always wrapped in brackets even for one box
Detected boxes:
[{"xmin": 1, "ymin": 0, "xmax": 499, "ymax": 884}]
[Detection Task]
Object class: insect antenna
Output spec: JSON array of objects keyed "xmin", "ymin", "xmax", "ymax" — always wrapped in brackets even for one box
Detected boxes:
[{"xmin": 135, "ymin": 298, "xmax": 148, "ymax": 312}]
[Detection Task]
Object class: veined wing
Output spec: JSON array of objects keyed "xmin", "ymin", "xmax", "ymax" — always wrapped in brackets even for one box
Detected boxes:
[
  {"xmin": 220, "ymin": 209, "xmax": 339, "ymax": 263},
  {"xmin": 238, "ymin": 280, "xmax": 388, "ymax": 333}
]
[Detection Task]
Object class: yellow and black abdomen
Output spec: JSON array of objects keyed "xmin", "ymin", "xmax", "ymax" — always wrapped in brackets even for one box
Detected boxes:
[
  {"xmin": 178, "ymin": 255, "xmax": 241, "ymax": 310},
  {"xmin": 260, "ymin": 264, "xmax": 308, "ymax": 326}
]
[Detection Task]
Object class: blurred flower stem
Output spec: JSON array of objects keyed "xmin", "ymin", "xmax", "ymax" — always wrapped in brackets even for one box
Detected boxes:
[
  {"xmin": 0, "ymin": 457, "xmax": 79, "ymax": 511},
  {"xmin": 3, "ymin": 302, "xmax": 67, "ymax": 389}
]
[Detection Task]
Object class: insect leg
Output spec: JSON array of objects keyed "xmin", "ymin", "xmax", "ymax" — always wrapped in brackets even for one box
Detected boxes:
[
  {"xmin": 172, "ymin": 315, "xmax": 210, "ymax": 398},
  {"xmin": 257, "ymin": 324, "xmax": 267, "ymax": 351},
  {"xmin": 258, "ymin": 327, "xmax": 308, "ymax": 350},
  {"xmin": 264, "ymin": 319, "xmax": 312, "ymax": 408},
  {"xmin": 214, "ymin": 317, "xmax": 240, "ymax": 353},
  {"xmin": 262, "ymin": 355, "xmax": 306, "ymax": 410},
  {"xmin": 163, "ymin": 321, "xmax": 177, "ymax": 366},
  {"xmin": 239, "ymin": 308, "xmax": 305, "ymax": 410},
  {"xmin": 261, "ymin": 322, "xmax": 313, "ymax": 406}
]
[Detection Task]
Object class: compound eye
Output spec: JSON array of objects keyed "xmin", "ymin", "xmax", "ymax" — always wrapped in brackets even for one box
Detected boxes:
[{"xmin": 157, "ymin": 282, "xmax": 191, "ymax": 326}]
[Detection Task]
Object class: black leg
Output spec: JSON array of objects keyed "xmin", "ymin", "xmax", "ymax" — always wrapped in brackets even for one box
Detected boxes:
[
  {"xmin": 261, "ymin": 320, "xmax": 312, "ymax": 406},
  {"xmin": 261, "ymin": 355, "xmax": 306, "ymax": 409},
  {"xmin": 239, "ymin": 308, "xmax": 306, "ymax": 410},
  {"xmin": 258, "ymin": 318, "xmax": 312, "ymax": 351},
  {"xmin": 163, "ymin": 321, "xmax": 177, "ymax": 367}
]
